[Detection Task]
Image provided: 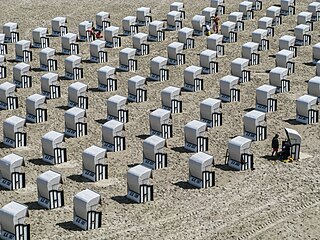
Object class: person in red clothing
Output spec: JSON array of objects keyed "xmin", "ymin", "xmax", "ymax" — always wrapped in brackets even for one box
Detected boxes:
[
  {"xmin": 87, "ymin": 27, "xmax": 96, "ymax": 40},
  {"xmin": 95, "ymin": 30, "xmax": 103, "ymax": 39}
]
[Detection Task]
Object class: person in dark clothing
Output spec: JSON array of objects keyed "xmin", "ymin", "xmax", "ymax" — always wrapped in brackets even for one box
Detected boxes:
[
  {"xmin": 282, "ymin": 141, "xmax": 291, "ymax": 160},
  {"xmin": 271, "ymin": 134, "xmax": 279, "ymax": 156}
]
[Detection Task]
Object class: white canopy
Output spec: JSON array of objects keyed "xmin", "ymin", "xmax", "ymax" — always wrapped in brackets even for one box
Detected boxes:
[
  {"xmin": 26, "ymin": 94, "xmax": 46, "ymax": 115},
  {"xmin": 252, "ymin": 29, "xmax": 268, "ymax": 43},
  {"xmin": 170, "ymin": 2, "xmax": 184, "ymax": 11},
  {"xmin": 149, "ymin": 21, "xmax": 165, "ymax": 36},
  {"xmin": 15, "ymin": 40, "xmax": 31, "ymax": 57},
  {"xmin": 297, "ymin": 12, "xmax": 312, "ymax": 25},
  {"xmin": 90, "ymin": 40, "xmax": 106, "ymax": 56},
  {"xmin": 3, "ymin": 22, "xmax": 18, "ymax": 38},
  {"xmin": 184, "ymin": 120, "xmax": 207, "ymax": 145},
  {"xmin": 61, "ymin": 33, "xmax": 77, "ymax": 49},
  {"xmin": 102, "ymin": 120, "xmax": 124, "ymax": 144},
  {"xmin": 39, "ymin": 47, "xmax": 55, "ymax": 64},
  {"xmin": 189, "ymin": 152, "xmax": 213, "ymax": 180},
  {"xmin": 107, "ymin": 95, "xmax": 127, "ymax": 117},
  {"xmin": 136, "ymin": 7, "xmax": 151, "ymax": 22},
  {"xmin": 0, "ymin": 82, "xmax": 16, "ymax": 100},
  {"xmin": 231, "ymin": 58, "xmax": 249, "ymax": 77},
  {"xmin": 119, "ymin": 48, "xmax": 136, "ymax": 64},
  {"xmin": 82, "ymin": 145, "xmax": 106, "ymax": 172},
  {"xmin": 64, "ymin": 107, "xmax": 86, "ymax": 130},
  {"xmin": 202, "ymin": 7, "xmax": 217, "ymax": 22},
  {"xmin": 220, "ymin": 75, "xmax": 239, "ymax": 95},
  {"xmin": 37, "ymin": 170, "xmax": 62, "ymax": 199},
  {"xmin": 200, "ymin": 98, "xmax": 221, "ymax": 120},
  {"xmin": 200, "ymin": 49, "xmax": 217, "ymax": 68},
  {"xmin": 150, "ymin": 56, "xmax": 167, "ymax": 74},
  {"xmin": 143, "ymin": 135, "xmax": 166, "ymax": 161},
  {"xmin": 32, "ymin": 27, "xmax": 47, "ymax": 43},
  {"xmin": 256, "ymin": 84, "xmax": 277, "ymax": 106},
  {"xmin": 241, "ymin": 42, "xmax": 259, "ymax": 60},
  {"xmin": 96, "ymin": 12, "xmax": 110, "ymax": 26},
  {"xmin": 266, "ymin": 6, "xmax": 281, "ymax": 18},
  {"xmin": 294, "ymin": 24, "xmax": 310, "ymax": 40},
  {"xmin": 167, "ymin": 11, "xmax": 182, "ymax": 26},
  {"xmin": 221, "ymin": 21, "xmax": 236, "ymax": 37},
  {"xmin": 167, "ymin": 42, "xmax": 184, "ymax": 59},
  {"xmin": 229, "ymin": 12, "xmax": 244, "ymax": 22},
  {"xmin": 0, "ymin": 201, "xmax": 28, "ymax": 234},
  {"xmin": 178, "ymin": 27, "xmax": 194, "ymax": 43},
  {"xmin": 13, "ymin": 62, "xmax": 30, "ymax": 76},
  {"xmin": 104, "ymin": 26, "xmax": 119, "ymax": 42},
  {"xmin": 258, "ymin": 17, "xmax": 273, "ymax": 29},
  {"xmin": 42, "ymin": 131, "xmax": 64, "ymax": 156},
  {"xmin": 228, "ymin": 136, "xmax": 252, "ymax": 161},
  {"xmin": 161, "ymin": 86, "xmax": 180, "ymax": 107},
  {"xmin": 122, "ymin": 16, "xmax": 137, "ymax": 33},
  {"xmin": 52, "ymin": 17, "xmax": 67, "ymax": 32},
  {"xmin": 285, "ymin": 128, "xmax": 301, "ymax": 145},
  {"xmin": 3, "ymin": 116, "xmax": 25, "ymax": 140},
  {"xmin": 65, "ymin": 55, "xmax": 81, "ymax": 72},
  {"xmin": 132, "ymin": 33, "xmax": 148, "ymax": 49},
  {"xmin": 243, "ymin": 110, "xmax": 266, "ymax": 133},
  {"xmin": 207, "ymin": 34, "xmax": 223, "ymax": 50},
  {"xmin": 269, "ymin": 67, "xmax": 288, "ymax": 86},
  {"xmin": 0, "ymin": 153, "xmax": 24, "ymax": 180},
  {"xmin": 296, "ymin": 94, "xmax": 318, "ymax": 117},
  {"xmin": 74, "ymin": 189, "xmax": 101, "ymax": 220},
  {"xmin": 191, "ymin": 15, "xmax": 206, "ymax": 31},
  {"xmin": 127, "ymin": 164, "xmax": 152, "ymax": 193},
  {"xmin": 128, "ymin": 75, "xmax": 145, "ymax": 95},
  {"xmin": 308, "ymin": 77, "xmax": 320, "ymax": 97},
  {"xmin": 78, "ymin": 21, "xmax": 93, "ymax": 35},
  {"xmin": 149, "ymin": 109, "xmax": 171, "ymax": 132},
  {"xmin": 68, "ymin": 82, "xmax": 87, "ymax": 103},
  {"xmin": 41, "ymin": 72, "xmax": 59, "ymax": 92}
]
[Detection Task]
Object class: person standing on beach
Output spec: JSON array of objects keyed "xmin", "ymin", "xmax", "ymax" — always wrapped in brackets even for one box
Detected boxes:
[
  {"xmin": 271, "ymin": 134, "xmax": 279, "ymax": 156},
  {"xmin": 213, "ymin": 12, "xmax": 221, "ymax": 33}
]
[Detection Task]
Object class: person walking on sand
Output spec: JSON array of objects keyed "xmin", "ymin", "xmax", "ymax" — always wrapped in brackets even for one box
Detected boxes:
[
  {"xmin": 213, "ymin": 12, "xmax": 221, "ymax": 34},
  {"xmin": 271, "ymin": 134, "xmax": 279, "ymax": 156}
]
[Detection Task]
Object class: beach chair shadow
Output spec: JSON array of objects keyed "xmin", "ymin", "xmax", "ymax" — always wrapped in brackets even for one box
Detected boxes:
[
  {"xmin": 29, "ymin": 158, "xmax": 51, "ymax": 166},
  {"xmin": 95, "ymin": 118, "xmax": 108, "ymax": 124},
  {"xmin": 56, "ymin": 221, "xmax": 82, "ymax": 231},
  {"xmin": 24, "ymin": 201, "xmax": 46, "ymax": 210},
  {"xmin": 127, "ymin": 163, "xmax": 140, "ymax": 168},
  {"xmin": 173, "ymin": 181, "xmax": 197, "ymax": 189},
  {"xmin": 111, "ymin": 195, "xmax": 136, "ymax": 204},
  {"xmin": 67, "ymin": 174, "xmax": 91, "ymax": 183},
  {"xmin": 215, "ymin": 164, "xmax": 237, "ymax": 172},
  {"xmin": 284, "ymin": 118, "xmax": 301, "ymax": 125},
  {"xmin": 171, "ymin": 146, "xmax": 190, "ymax": 153},
  {"xmin": 136, "ymin": 134, "xmax": 150, "ymax": 140},
  {"xmin": 261, "ymin": 155, "xmax": 278, "ymax": 161}
]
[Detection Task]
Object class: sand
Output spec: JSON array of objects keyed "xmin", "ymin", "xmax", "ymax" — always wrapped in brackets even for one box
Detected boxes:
[{"xmin": 1, "ymin": 0, "xmax": 320, "ymax": 239}]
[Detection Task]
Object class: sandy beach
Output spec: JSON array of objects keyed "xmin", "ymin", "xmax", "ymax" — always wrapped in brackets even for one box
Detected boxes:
[{"xmin": 1, "ymin": 0, "xmax": 320, "ymax": 239}]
